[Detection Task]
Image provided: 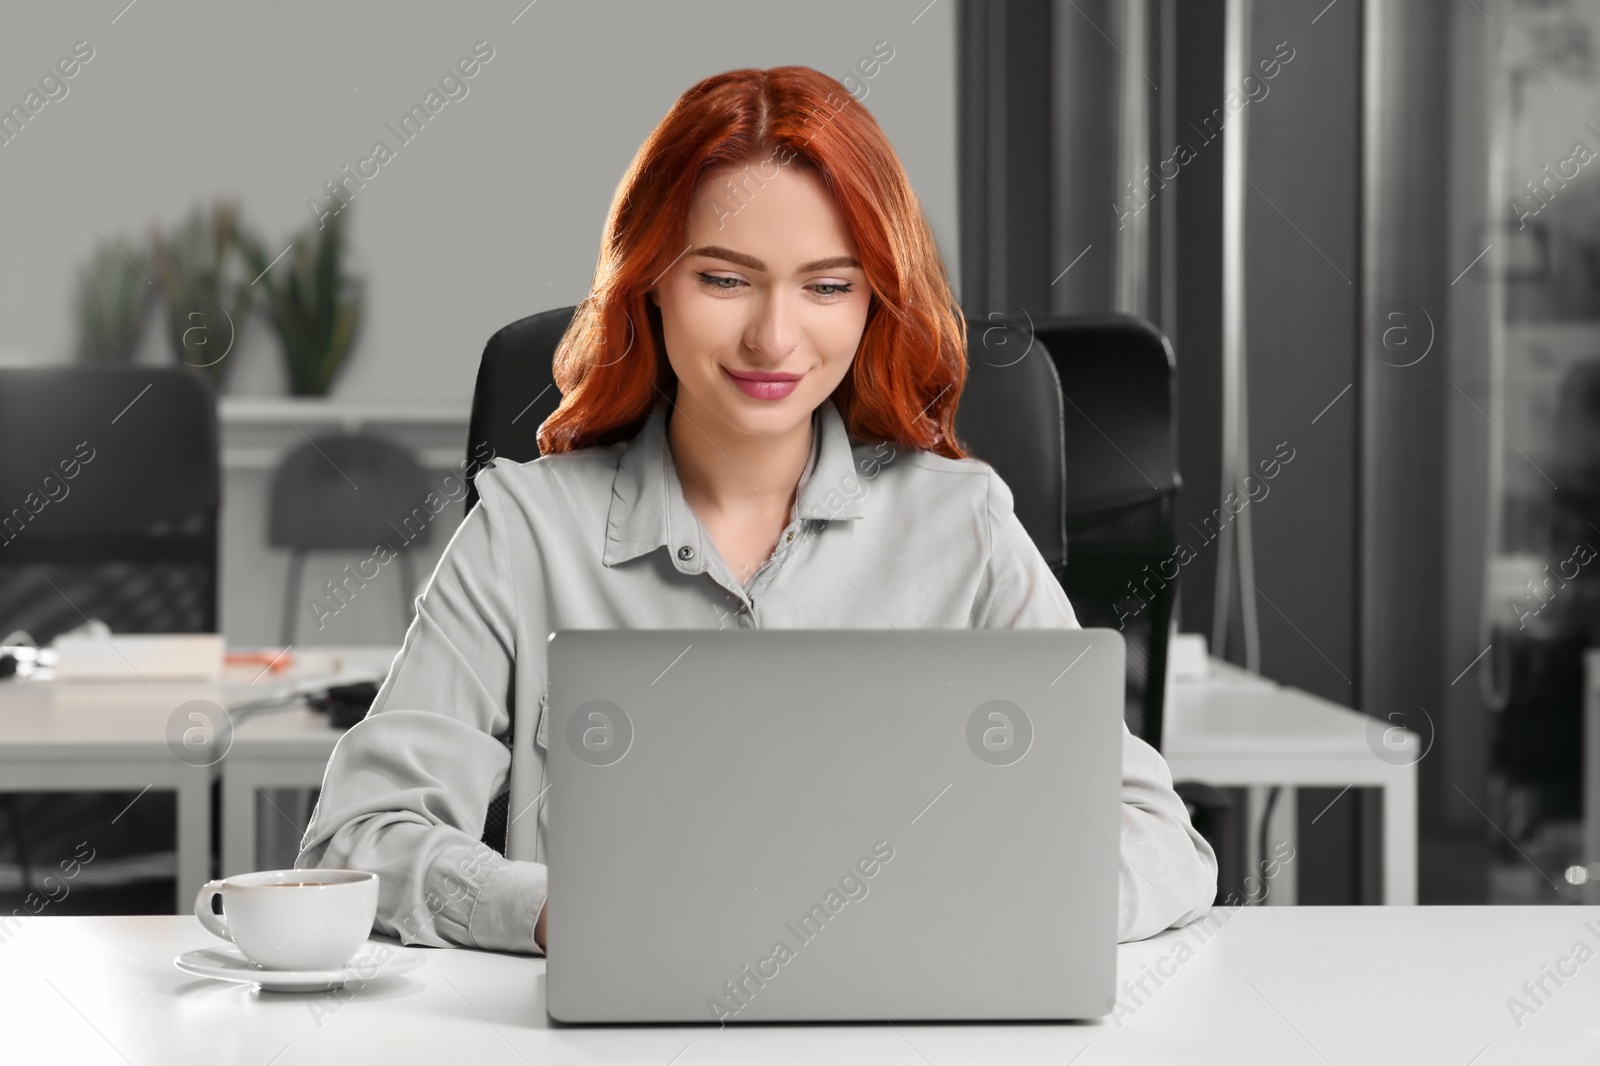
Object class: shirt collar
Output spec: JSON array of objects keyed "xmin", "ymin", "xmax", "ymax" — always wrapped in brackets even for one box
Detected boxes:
[{"xmin": 603, "ymin": 393, "xmax": 865, "ymax": 569}]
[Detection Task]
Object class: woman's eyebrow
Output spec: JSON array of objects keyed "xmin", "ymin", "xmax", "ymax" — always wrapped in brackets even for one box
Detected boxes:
[{"xmin": 691, "ymin": 245, "xmax": 860, "ymax": 273}]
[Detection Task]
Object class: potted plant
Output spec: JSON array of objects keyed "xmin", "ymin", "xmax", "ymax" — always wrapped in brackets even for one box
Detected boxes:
[
  {"xmin": 237, "ymin": 207, "xmax": 364, "ymax": 396},
  {"xmin": 152, "ymin": 202, "xmax": 253, "ymax": 387},
  {"xmin": 73, "ymin": 236, "xmax": 154, "ymax": 363}
]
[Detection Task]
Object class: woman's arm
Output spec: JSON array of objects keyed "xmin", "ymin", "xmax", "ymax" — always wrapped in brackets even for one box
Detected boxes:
[
  {"xmin": 295, "ymin": 467, "xmax": 548, "ymax": 954},
  {"xmin": 972, "ymin": 468, "xmax": 1218, "ymax": 942}
]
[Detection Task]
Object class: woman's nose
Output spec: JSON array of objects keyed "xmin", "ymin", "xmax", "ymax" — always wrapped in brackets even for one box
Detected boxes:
[{"xmin": 744, "ymin": 292, "xmax": 800, "ymax": 360}]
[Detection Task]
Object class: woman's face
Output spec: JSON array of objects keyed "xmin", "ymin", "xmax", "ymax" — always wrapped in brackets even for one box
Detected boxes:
[{"xmin": 649, "ymin": 159, "xmax": 871, "ymax": 441}]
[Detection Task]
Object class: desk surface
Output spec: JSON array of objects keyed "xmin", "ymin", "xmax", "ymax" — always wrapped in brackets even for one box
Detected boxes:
[
  {"xmin": 206, "ymin": 654, "xmax": 1399, "ymax": 787},
  {"xmin": 0, "ymin": 648, "xmax": 393, "ymax": 754},
  {"xmin": 222, "ymin": 655, "xmax": 1386, "ymax": 757},
  {"xmin": 1, "ymin": 908, "xmax": 1594, "ymax": 1062},
  {"xmin": 1165, "ymin": 685, "xmax": 1382, "ymax": 754},
  {"xmin": 0, "ymin": 648, "xmax": 1367, "ymax": 755}
]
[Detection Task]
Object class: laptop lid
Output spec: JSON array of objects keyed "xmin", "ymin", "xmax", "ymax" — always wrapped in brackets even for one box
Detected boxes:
[{"xmin": 545, "ymin": 628, "xmax": 1124, "ymax": 1023}]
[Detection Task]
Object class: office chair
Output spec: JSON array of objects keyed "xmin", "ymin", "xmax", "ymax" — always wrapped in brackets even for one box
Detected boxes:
[
  {"xmin": 1030, "ymin": 314, "xmax": 1179, "ymax": 747},
  {"xmin": 1031, "ymin": 313, "xmax": 1237, "ymax": 898},
  {"xmin": 268, "ymin": 433, "xmax": 433, "ymax": 645},
  {"xmin": 462, "ymin": 307, "xmax": 571, "ymax": 517},
  {"xmin": 0, "ymin": 364, "xmax": 220, "ymax": 901},
  {"xmin": 463, "ymin": 306, "xmax": 1067, "ymax": 856},
  {"xmin": 0, "ymin": 365, "xmax": 220, "ymax": 640}
]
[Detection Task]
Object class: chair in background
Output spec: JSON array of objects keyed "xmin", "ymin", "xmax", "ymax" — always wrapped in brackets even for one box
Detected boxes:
[
  {"xmin": 1031, "ymin": 314, "xmax": 1179, "ymax": 747},
  {"xmin": 1031, "ymin": 313, "xmax": 1237, "ymax": 898},
  {"xmin": 0, "ymin": 365, "xmax": 219, "ymax": 641},
  {"xmin": 268, "ymin": 433, "xmax": 434, "ymax": 646},
  {"xmin": 463, "ymin": 306, "xmax": 1068, "ymax": 856},
  {"xmin": 0, "ymin": 364, "xmax": 220, "ymax": 901}
]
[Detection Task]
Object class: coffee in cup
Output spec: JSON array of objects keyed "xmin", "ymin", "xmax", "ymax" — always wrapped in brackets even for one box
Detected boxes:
[{"xmin": 193, "ymin": 868, "xmax": 378, "ymax": 970}]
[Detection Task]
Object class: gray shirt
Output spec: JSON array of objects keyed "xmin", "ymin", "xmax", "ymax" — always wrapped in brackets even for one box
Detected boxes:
[{"xmin": 296, "ymin": 394, "xmax": 1218, "ymax": 953}]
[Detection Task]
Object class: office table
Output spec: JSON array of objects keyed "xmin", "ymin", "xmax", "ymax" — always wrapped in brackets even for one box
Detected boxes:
[
  {"xmin": 1164, "ymin": 668, "xmax": 1419, "ymax": 906},
  {"xmin": 0, "ymin": 683, "xmax": 216, "ymax": 912},
  {"xmin": 1, "ymin": 646, "xmax": 1418, "ymax": 909},
  {"xmin": 0, "ymin": 907, "xmax": 1593, "ymax": 1061},
  {"xmin": 0, "ymin": 649, "xmax": 394, "ymax": 911},
  {"xmin": 221, "ymin": 654, "xmax": 1419, "ymax": 907}
]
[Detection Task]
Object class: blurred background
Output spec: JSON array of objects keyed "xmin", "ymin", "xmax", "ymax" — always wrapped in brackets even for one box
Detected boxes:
[{"xmin": 0, "ymin": 0, "xmax": 1595, "ymax": 919}]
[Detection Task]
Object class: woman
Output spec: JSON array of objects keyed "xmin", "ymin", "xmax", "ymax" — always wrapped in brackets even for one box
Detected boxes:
[{"xmin": 295, "ymin": 66, "xmax": 1217, "ymax": 954}]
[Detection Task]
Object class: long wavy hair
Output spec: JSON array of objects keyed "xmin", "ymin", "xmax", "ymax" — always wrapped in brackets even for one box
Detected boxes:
[{"xmin": 535, "ymin": 65, "xmax": 969, "ymax": 459}]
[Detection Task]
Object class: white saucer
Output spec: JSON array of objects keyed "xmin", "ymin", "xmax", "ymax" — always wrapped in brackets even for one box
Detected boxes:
[{"xmin": 174, "ymin": 940, "xmax": 424, "ymax": 992}]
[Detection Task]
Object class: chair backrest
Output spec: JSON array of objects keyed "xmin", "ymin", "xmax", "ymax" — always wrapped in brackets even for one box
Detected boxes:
[
  {"xmin": 462, "ymin": 307, "xmax": 571, "ymax": 516},
  {"xmin": 1032, "ymin": 314, "xmax": 1181, "ymax": 750},
  {"xmin": 465, "ymin": 307, "xmax": 1068, "ymax": 854},
  {"xmin": 954, "ymin": 319, "xmax": 1068, "ymax": 573},
  {"xmin": 463, "ymin": 306, "xmax": 1068, "ymax": 561},
  {"xmin": 269, "ymin": 433, "xmax": 435, "ymax": 551},
  {"xmin": 0, "ymin": 365, "xmax": 220, "ymax": 642}
]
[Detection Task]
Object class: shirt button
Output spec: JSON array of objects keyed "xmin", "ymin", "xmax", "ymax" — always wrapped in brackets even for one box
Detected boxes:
[
  {"xmin": 785, "ymin": 531, "xmax": 794, "ymax": 542},
  {"xmin": 677, "ymin": 546, "xmax": 695, "ymax": 560}
]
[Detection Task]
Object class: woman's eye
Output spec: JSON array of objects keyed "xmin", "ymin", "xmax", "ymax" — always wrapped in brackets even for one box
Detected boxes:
[
  {"xmin": 811, "ymin": 282, "xmax": 854, "ymax": 298},
  {"xmin": 695, "ymin": 273, "xmax": 855, "ymax": 299}
]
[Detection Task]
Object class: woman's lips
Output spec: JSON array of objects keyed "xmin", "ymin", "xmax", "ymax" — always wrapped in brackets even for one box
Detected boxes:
[{"xmin": 723, "ymin": 367, "xmax": 802, "ymax": 401}]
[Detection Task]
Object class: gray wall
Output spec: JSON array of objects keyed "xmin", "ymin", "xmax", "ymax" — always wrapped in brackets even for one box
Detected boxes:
[
  {"xmin": 1, "ymin": 1, "xmax": 957, "ymax": 395},
  {"xmin": 0, "ymin": 0, "xmax": 958, "ymax": 647}
]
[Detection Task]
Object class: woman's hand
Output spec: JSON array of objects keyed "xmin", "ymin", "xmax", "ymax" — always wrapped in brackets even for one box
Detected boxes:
[{"xmin": 535, "ymin": 900, "xmax": 548, "ymax": 951}]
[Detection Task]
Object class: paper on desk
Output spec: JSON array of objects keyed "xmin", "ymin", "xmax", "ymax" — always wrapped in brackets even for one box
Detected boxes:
[{"xmin": 51, "ymin": 633, "xmax": 225, "ymax": 681}]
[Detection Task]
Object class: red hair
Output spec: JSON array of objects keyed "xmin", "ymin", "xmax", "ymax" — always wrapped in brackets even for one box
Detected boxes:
[{"xmin": 535, "ymin": 65, "xmax": 969, "ymax": 459}]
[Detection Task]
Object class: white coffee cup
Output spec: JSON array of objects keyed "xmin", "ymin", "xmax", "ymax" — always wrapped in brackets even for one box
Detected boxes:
[{"xmin": 194, "ymin": 868, "xmax": 379, "ymax": 971}]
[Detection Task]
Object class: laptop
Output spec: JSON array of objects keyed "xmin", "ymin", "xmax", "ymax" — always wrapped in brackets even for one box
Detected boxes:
[{"xmin": 544, "ymin": 627, "xmax": 1125, "ymax": 1024}]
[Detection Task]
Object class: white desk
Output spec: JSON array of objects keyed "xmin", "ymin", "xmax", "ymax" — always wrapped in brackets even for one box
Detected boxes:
[
  {"xmin": 1165, "ymin": 661, "xmax": 1418, "ymax": 906},
  {"xmin": 220, "ymin": 654, "xmax": 1419, "ymax": 907},
  {"xmin": 1, "ymin": 647, "xmax": 1416, "ymax": 910},
  {"xmin": 0, "ymin": 649, "xmax": 394, "ymax": 912},
  {"xmin": 0, "ymin": 683, "xmax": 218, "ymax": 911},
  {"xmin": 0, "ymin": 908, "xmax": 1593, "ymax": 1061}
]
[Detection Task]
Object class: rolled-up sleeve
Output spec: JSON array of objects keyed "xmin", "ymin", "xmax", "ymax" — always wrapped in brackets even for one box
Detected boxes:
[
  {"xmin": 295, "ymin": 467, "xmax": 548, "ymax": 954},
  {"xmin": 972, "ymin": 469, "xmax": 1218, "ymax": 943}
]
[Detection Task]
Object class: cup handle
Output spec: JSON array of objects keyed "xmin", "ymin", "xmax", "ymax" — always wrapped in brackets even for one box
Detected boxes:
[{"xmin": 194, "ymin": 880, "xmax": 231, "ymax": 942}]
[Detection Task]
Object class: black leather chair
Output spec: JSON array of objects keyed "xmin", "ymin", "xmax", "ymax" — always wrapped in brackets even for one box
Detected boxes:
[
  {"xmin": 462, "ymin": 307, "xmax": 571, "ymax": 517},
  {"xmin": 464, "ymin": 306, "xmax": 1067, "ymax": 855},
  {"xmin": 0, "ymin": 365, "xmax": 219, "ymax": 640},
  {"xmin": 0, "ymin": 365, "xmax": 220, "ymax": 905},
  {"xmin": 1031, "ymin": 314, "xmax": 1235, "ymax": 899},
  {"xmin": 1031, "ymin": 315, "xmax": 1179, "ymax": 747}
]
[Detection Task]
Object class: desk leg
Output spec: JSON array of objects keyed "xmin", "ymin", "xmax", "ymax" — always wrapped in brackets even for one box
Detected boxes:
[
  {"xmin": 1384, "ymin": 765, "xmax": 1418, "ymax": 904},
  {"xmin": 221, "ymin": 765, "xmax": 256, "ymax": 879},
  {"xmin": 175, "ymin": 766, "xmax": 211, "ymax": 913},
  {"xmin": 1245, "ymin": 786, "xmax": 1265, "ymax": 895},
  {"xmin": 1244, "ymin": 786, "xmax": 1298, "ymax": 906},
  {"xmin": 1267, "ymin": 789, "xmax": 1297, "ymax": 906}
]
